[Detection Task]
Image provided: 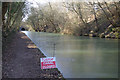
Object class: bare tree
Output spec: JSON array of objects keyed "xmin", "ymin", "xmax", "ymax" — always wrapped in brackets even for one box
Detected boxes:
[
  {"xmin": 97, "ymin": 2, "xmax": 116, "ymax": 27},
  {"xmin": 89, "ymin": 2, "xmax": 98, "ymax": 31}
]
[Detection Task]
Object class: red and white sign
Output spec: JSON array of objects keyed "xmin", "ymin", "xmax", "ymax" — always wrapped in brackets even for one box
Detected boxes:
[{"xmin": 40, "ymin": 57, "xmax": 56, "ymax": 69}]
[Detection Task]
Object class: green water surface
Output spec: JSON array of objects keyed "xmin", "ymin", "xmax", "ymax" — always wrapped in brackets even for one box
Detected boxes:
[{"xmin": 23, "ymin": 31, "xmax": 118, "ymax": 78}]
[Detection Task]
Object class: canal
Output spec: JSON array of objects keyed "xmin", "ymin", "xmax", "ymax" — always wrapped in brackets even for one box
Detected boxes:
[{"xmin": 23, "ymin": 31, "xmax": 118, "ymax": 78}]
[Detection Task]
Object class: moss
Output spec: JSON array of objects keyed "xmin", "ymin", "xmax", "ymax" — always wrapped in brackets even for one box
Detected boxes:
[
  {"xmin": 111, "ymin": 27, "xmax": 120, "ymax": 39},
  {"xmin": 112, "ymin": 27, "xmax": 120, "ymax": 32},
  {"xmin": 114, "ymin": 32, "xmax": 119, "ymax": 39}
]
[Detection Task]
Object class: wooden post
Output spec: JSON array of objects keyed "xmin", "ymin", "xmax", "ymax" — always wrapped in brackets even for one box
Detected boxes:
[{"xmin": 53, "ymin": 43, "xmax": 56, "ymax": 57}]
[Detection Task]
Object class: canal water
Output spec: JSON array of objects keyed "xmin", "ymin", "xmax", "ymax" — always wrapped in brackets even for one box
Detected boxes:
[{"xmin": 23, "ymin": 31, "xmax": 118, "ymax": 78}]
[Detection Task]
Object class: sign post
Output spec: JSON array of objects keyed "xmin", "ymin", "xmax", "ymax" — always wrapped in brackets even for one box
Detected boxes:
[{"xmin": 40, "ymin": 43, "xmax": 56, "ymax": 78}]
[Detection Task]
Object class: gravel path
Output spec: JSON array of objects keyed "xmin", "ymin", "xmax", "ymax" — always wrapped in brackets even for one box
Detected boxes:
[{"xmin": 2, "ymin": 32, "xmax": 64, "ymax": 79}]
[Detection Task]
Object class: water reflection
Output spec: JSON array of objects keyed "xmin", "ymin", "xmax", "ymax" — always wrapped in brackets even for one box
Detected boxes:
[{"xmin": 23, "ymin": 31, "xmax": 118, "ymax": 78}]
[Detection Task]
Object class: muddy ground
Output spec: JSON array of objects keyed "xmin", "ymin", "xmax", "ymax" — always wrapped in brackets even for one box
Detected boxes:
[{"xmin": 2, "ymin": 32, "xmax": 64, "ymax": 79}]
